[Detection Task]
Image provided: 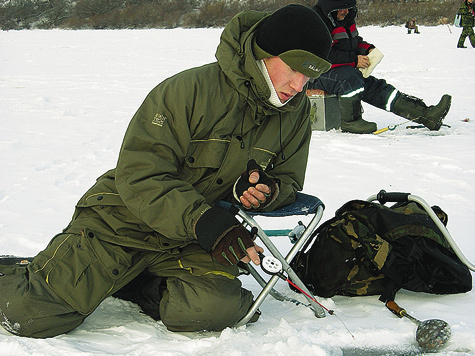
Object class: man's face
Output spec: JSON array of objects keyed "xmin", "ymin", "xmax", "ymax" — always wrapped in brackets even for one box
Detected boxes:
[
  {"xmin": 336, "ymin": 8, "xmax": 349, "ymax": 21},
  {"xmin": 263, "ymin": 56, "xmax": 309, "ymax": 103}
]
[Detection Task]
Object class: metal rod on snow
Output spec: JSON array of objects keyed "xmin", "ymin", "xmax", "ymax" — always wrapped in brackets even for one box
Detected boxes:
[
  {"xmin": 373, "ymin": 120, "xmax": 451, "ymax": 135},
  {"xmin": 373, "ymin": 119, "xmax": 413, "ymax": 135},
  {"xmin": 408, "ymin": 194, "xmax": 475, "ymax": 271},
  {"xmin": 366, "ymin": 190, "xmax": 475, "ymax": 272}
]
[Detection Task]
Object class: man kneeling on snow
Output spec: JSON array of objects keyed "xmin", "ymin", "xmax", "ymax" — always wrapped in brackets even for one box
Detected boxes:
[{"xmin": 0, "ymin": 5, "xmax": 332, "ymax": 338}]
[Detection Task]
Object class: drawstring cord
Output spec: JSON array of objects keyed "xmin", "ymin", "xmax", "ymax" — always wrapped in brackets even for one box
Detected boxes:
[
  {"xmin": 237, "ymin": 81, "xmax": 251, "ymax": 149},
  {"xmin": 279, "ymin": 113, "xmax": 286, "ymax": 160},
  {"xmin": 238, "ymin": 80, "xmax": 286, "ymax": 161},
  {"xmin": 239, "ymin": 113, "xmax": 245, "ymax": 149}
]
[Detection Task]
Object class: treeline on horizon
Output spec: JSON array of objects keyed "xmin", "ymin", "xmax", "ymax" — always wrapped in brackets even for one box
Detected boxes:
[{"xmin": 0, "ymin": 0, "xmax": 461, "ymax": 30}]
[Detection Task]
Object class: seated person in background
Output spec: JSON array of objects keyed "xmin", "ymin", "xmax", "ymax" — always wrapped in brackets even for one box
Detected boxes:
[{"xmin": 308, "ymin": 0, "xmax": 451, "ymax": 134}]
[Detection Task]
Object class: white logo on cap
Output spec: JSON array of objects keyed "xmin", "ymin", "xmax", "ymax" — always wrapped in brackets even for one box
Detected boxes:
[{"xmin": 303, "ymin": 60, "xmax": 321, "ymax": 73}]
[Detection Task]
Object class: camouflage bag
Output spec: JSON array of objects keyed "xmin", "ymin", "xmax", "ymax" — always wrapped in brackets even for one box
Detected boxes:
[{"xmin": 291, "ymin": 200, "xmax": 472, "ymax": 302}]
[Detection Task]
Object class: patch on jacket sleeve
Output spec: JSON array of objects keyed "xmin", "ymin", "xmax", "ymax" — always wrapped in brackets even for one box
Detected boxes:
[{"xmin": 152, "ymin": 113, "xmax": 167, "ymax": 127}]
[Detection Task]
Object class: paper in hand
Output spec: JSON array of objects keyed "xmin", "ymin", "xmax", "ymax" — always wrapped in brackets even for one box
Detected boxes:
[{"xmin": 359, "ymin": 48, "xmax": 384, "ymax": 78}]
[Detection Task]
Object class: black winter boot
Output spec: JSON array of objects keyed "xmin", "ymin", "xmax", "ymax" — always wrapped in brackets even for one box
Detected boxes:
[
  {"xmin": 113, "ymin": 271, "xmax": 165, "ymax": 320},
  {"xmin": 339, "ymin": 95, "xmax": 377, "ymax": 134},
  {"xmin": 391, "ymin": 93, "xmax": 451, "ymax": 131}
]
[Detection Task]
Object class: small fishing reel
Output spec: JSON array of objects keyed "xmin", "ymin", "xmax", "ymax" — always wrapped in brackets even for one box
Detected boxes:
[{"xmin": 259, "ymin": 253, "xmax": 283, "ymax": 275}]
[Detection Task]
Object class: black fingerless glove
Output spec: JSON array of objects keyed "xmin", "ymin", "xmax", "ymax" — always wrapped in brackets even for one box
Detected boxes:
[
  {"xmin": 233, "ymin": 159, "xmax": 280, "ymax": 210},
  {"xmin": 195, "ymin": 206, "xmax": 254, "ymax": 266}
]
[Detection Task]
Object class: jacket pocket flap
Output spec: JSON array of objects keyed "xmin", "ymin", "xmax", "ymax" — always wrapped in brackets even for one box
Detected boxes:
[
  {"xmin": 78, "ymin": 193, "xmax": 125, "ymax": 208},
  {"xmin": 185, "ymin": 139, "xmax": 229, "ymax": 169}
]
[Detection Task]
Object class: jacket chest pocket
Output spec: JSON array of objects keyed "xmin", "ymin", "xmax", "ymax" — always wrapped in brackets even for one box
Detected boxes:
[{"xmin": 185, "ymin": 139, "xmax": 230, "ymax": 169}]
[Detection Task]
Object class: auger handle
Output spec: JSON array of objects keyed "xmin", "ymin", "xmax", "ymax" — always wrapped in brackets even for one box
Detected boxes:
[
  {"xmin": 386, "ymin": 301, "xmax": 420, "ymax": 325},
  {"xmin": 386, "ymin": 301, "xmax": 406, "ymax": 318},
  {"xmin": 377, "ymin": 190, "xmax": 410, "ymax": 204}
]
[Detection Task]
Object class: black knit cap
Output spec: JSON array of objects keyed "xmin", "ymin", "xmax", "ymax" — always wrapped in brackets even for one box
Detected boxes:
[{"xmin": 254, "ymin": 4, "xmax": 332, "ymax": 78}]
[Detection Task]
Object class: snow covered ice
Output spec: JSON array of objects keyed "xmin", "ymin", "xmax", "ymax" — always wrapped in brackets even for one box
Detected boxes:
[{"xmin": 1, "ymin": 25, "xmax": 475, "ymax": 355}]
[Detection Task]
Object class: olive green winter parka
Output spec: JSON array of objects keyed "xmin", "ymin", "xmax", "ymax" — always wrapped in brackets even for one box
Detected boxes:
[{"xmin": 69, "ymin": 10, "xmax": 312, "ymax": 252}]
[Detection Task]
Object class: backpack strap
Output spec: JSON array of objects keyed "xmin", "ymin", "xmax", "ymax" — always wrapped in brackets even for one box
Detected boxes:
[{"xmin": 379, "ymin": 280, "xmax": 399, "ymax": 303}]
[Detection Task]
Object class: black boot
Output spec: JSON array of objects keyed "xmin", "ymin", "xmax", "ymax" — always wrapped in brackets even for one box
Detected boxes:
[
  {"xmin": 339, "ymin": 95, "xmax": 377, "ymax": 134},
  {"xmin": 113, "ymin": 271, "xmax": 165, "ymax": 320},
  {"xmin": 391, "ymin": 93, "xmax": 451, "ymax": 131}
]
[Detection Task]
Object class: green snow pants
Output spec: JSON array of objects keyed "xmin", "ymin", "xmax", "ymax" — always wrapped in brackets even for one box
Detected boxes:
[
  {"xmin": 458, "ymin": 26, "xmax": 475, "ymax": 47},
  {"xmin": 0, "ymin": 229, "xmax": 254, "ymax": 338}
]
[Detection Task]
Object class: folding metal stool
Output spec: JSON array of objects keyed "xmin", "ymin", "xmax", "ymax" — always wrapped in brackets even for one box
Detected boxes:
[{"xmin": 218, "ymin": 192, "xmax": 327, "ymax": 326}]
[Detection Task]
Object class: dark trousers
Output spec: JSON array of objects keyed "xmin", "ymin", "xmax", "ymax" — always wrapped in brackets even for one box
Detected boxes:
[
  {"xmin": 309, "ymin": 66, "xmax": 398, "ymax": 111},
  {"xmin": 458, "ymin": 27, "xmax": 475, "ymax": 47}
]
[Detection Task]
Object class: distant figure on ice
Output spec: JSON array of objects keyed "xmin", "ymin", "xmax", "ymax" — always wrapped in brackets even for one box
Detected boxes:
[
  {"xmin": 405, "ymin": 18, "xmax": 420, "ymax": 34},
  {"xmin": 457, "ymin": 0, "xmax": 475, "ymax": 48},
  {"xmin": 0, "ymin": 5, "xmax": 332, "ymax": 338},
  {"xmin": 308, "ymin": 0, "xmax": 452, "ymax": 134}
]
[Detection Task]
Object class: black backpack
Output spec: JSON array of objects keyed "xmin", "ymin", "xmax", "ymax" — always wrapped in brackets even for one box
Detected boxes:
[{"xmin": 291, "ymin": 199, "xmax": 472, "ymax": 302}]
